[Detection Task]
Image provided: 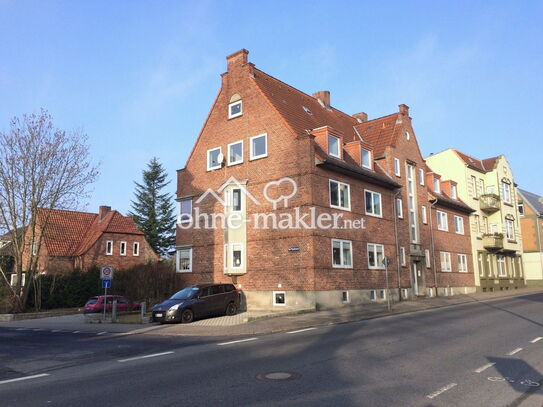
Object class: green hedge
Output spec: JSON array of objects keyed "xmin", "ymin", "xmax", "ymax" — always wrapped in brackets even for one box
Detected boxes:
[{"xmin": 27, "ymin": 261, "xmax": 176, "ymax": 311}]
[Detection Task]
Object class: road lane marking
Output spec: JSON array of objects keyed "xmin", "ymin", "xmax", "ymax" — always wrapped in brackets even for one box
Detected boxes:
[
  {"xmin": 32, "ymin": 329, "xmax": 42, "ymax": 332},
  {"xmin": 96, "ymin": 331, "xmax": 107, "ymax": 336},
  {"xmin": 217, "ymin": 338, "xmax": 258, "ymax": 346},
  {"xmin": 474, "ymin": 363, "xmax": 495, "ymax": 373},
  {"xmin": 530, "ymin": 337, "xmax": 542, "ymax": 344},
  {"xmin": 15, "ymin": 328, "xmax": 27, "ymax": 331},
  {"xmin": 287, "ymin": 327, "xmax": 317, "ymax": 334},
  {"xmin": 507, "ymin": 348, "xmax": 523, "ymax": 356},
  {"xmin": 118, "ymin": 351, "xmax": 174, "ymax": 363},
  {"xmin": 51, "ymin": 330, "xmax": 62, "ymax": 333},
  {"xmin": 0, "ymin": 373, "xmax": 50, "ymax": 385},
  {"xmin": 72, "ymin": 331, "xmax": 80, "ymax": 333},
  {"xmin": 426, "ymin": 383, "xmax": 457, "ymax": 399}
]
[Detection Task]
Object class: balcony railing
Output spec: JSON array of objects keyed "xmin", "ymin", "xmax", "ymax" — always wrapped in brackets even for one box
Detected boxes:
[
  {"xmin": 482, "ymin": 233, "xmax": 504, "ymax": 250},
  {"xmin": 480, "ymin": 193, "xmax": 500, "ymax": 213}
]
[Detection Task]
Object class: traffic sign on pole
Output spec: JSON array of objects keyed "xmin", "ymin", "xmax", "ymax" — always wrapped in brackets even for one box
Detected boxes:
[
  {"xmin": 102, "ymin": 279, "xmax": 111, "ymax": 289},
  {"xmin": 100, "ymin": 265, "xmax": 114, "ymax": 280}
]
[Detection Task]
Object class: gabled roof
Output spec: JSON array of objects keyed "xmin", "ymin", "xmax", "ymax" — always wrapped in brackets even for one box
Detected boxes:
[
  {"xmin": 453, "ymin": 150, "xmax": 500, "ymax": 172},
  {"xmin": 354, "ymin": 113, "xmax": 402, "ymax": 157},
  {"xmin": 518, "ymin": 188, "xmax": 543, "ymax": 216},
  {"xmin": 251, "ymin": 68, "xmax": 359, "ymax": 140},
  {"xmin": 37, "ymin": 208, "xmax": 143, "ymax": 257}
]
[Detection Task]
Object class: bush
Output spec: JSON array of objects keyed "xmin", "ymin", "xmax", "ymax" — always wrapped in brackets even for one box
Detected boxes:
[{"xmin": 27, "ymin": 261, "xmax": 176, "ymax": 311}]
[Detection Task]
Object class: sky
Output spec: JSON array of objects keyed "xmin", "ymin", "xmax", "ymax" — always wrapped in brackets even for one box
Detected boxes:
[{"xmin": 1, "ymin": 0, "xmax": 542, "ymax": 214}]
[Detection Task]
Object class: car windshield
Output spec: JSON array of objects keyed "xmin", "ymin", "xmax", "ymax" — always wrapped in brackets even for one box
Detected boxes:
[
  {"xmin": 86, "ymin": 299, "xmax": 98, "ymax": 305},
  {"xmin": 170, "ymin": 287, "xmax": 200, "ymax": 300}
]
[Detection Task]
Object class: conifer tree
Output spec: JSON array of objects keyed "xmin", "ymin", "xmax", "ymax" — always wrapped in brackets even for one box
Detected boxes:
[{"xmin": 129, "ymin": 158, "xmax": 176, "ymax": 256}]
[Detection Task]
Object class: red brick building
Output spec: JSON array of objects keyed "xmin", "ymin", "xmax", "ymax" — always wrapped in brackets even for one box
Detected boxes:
[
  {"xmin": 23, "ymin": 206, "xmax": 158, "ymax": 274},
  {"xmin": 176, "ymin": 49, "xmax": 475, "ymax": 310}
]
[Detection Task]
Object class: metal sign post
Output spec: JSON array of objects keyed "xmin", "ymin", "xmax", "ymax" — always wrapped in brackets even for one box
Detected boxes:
[
  {"xmin": 382, "ymin": 257, "xmax": 392, "ymax": 312},
  {"xmin": 100, "ymin": 266, "xmax": 114, "ymax": 321}
]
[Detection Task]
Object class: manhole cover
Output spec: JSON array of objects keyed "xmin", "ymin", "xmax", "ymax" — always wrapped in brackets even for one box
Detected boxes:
[{"xmin": 256, "ymin": 371, "xmax": 301, "ymax": 382}]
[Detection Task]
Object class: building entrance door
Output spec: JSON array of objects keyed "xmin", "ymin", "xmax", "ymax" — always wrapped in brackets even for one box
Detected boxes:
[{"xmin": 412, "ymin": 261, "xmax": 424, "ymax": 296}]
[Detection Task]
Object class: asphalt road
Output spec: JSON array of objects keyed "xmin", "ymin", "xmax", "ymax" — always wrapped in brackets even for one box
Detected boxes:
[{"xmin": 1, "ymin": 293, "xmax": 543, "ymax": 406}]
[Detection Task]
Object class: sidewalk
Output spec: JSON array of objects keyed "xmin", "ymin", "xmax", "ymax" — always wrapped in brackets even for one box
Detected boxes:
[
  {"xmin": 1, "ymin": 287, "xmax": 541, "ymax": 337},
  {"xmin": 144, "ymin": 287, "xmax": 543, "ymax": 337}
]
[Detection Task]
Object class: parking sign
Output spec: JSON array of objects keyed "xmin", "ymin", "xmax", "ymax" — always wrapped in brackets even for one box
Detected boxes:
[{"xmin": 100, "ymin": 265, "xmax": 114, "ymax": 280}]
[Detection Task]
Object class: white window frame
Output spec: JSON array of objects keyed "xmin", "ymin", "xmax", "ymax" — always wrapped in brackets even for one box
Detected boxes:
[
  {"xmin": 106, "ymin": 240, "xmax": 113, "ymax": 256},
  {"xmin": 440, "ymin": 251, "xmax": 452, "ymax": 272},
  {"xmin": 458, "ymin": 254, "xmax": 468, "ymax": 273},
  {"xmin": 451, "ymin": 185, "xmax": 457, "ymax": 199},
  {"xmin": 273, "ymin": 291, "xmax": 286, "ymax": 306},
  {"xmin": 425, "ymin": 249, "xmax": 431, "ymax": 269},
  {"xmin": 421, "ymin": 206, "xmax": 428, "ymax": 224},
  {"xmin": 437, "ymin": 211, "xmax": 448, "ymax": 231},
  {"xmin": 506, "ymin": 219, "xmax": 515, "ymax": 240},
  {"xmin": 471, "ymin": 175, "xmax": 478, "ymax": 198},
  {"xmin": 361, "ymin": 148, "xmax": 372, "ymax": 169},
  {"xmin": 120, "ymin": 241, "xmax": 127, "ymax": 256},
  {"xmin": 370, "ymin": 290, "xmax": 377, "ymax": 301},
  {"xmin": 10, "ymin": 272, "xmax": 25, "ymax": 287},
  {"xmin": 250, "ymin": 133, "xmax": 268, "ymax": 160},
  {"xmin": 178, "ymin": 199, "xmax": 192, "ymax": 224},
  {"xmin": 379, "ymin": 289, "xmax": 386, "ymax": 300},
  {"xmin": 133, "ymin": 242, "xmax": 140, "ymax": 256},
  {"xmin": 454, "ymin": 215, "xmax": 464, "ymax": 234},
  {"xmin": 502, "ymin": 181, "xmax": 512, "ymax": 204},
  {"xmin": 365, "ymin": 189, "xmax": 382, "ymax": 218},
  {"xmin": 228, "ymin": 100, "xmax": 243, "ymax": 119},
  {"xmin": 517, "ymin": 202, "xmax": 524, "ymax": 216},
  {"xmin": 367, "ymin": 243, "xmax": 385, "ymax": 270},
  {"xmin": 227, "ymin": 140, "xmax": 244, "ymax": 166},
  {"xmin": 232, "ymin": 243, "xmax": 243, "ymax": 269},
  {"xmin": 497, "ymin": 255, "xmax": 506, "ymax": 277},
  {"xmin": 419, "ymin": 168, "xmax": 425, "ymax": 186},
  {"xmin": 393, "ymin": 158, "xmax": 401, "ymax": 177},
  {"xmin": 329, "ymin": 179, "xmax": 351, "ymax": 211},
  {"xmin": 400, "ymin": 247, "xmax": 406, "ymax": 266},
  {"xmin": 433, "ymin": 178, "xmax": 440, "ymax": 193},
  {"xmin": 176, "ymin": 247, "xmax": 193, "ymax": 273},
  {"xmin": 342, "ymin": 291, "xmax": 350, "ymax": 304},
  {"xmin": 332, "ymin": 239, "xmax": 353, "ymax": 268},
  {"xmin": 207, "ymin": 147, "xmax": 222, "ymax": 171},
  {"xmin": 396, "ymin": 198, "xmax": 403, "ymax": 219},
  {"xmin": 328, "ymin": 135, "xmax": 341, "ymax": 158}
]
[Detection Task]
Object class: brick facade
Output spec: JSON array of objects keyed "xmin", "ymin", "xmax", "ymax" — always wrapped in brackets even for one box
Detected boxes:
[{"xmin": 176, "ymin": 49, "xmax": 476, "ymax": 310}]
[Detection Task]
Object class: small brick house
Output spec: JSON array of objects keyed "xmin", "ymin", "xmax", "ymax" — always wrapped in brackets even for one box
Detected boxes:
[
  {"xmin": 22, "ymin": 206, "xmax": 158, "ymax": 275},
  {"xmin": 176, "ymin": 49, "xmax": 476, "ymax": 310}
]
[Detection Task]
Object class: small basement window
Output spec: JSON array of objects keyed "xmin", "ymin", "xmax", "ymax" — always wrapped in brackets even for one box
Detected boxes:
[
  {"xmin": 274, "ymin": 291, "xmax": 286, "ymax": 306},
  {"xmin": 370, "ymin": 290, "xmax": 377, "ymax": 301},
  {"xmin": 342, "ymin": 291, "xmax": 350, "ymax": 303}
]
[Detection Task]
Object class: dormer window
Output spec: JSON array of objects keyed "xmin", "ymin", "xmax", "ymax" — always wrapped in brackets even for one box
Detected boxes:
[
  {"xmin": 228, "ymin": 100, "xmax": 242, "ymax": 119},
  {"xmin": 328, "ymin": 135, "xmax": 340, "ymax": 158},
  {"xmin": 451, "ymin": 185, "xmax": 457, "ymax": 199},
  {"xmin": 433, "ymin": 178, "xmax": 440, "ymax": 193},
  {"xmin": 361, "ymin": 149, "xmax": 371, "ymax": 169}
]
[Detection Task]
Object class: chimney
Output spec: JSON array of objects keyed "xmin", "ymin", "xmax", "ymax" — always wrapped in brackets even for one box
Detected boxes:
[
  {"xmin": 99, "ymin": 206, "xmax": 111, "ymax": 221},
  {"xmin": 399, "ymin": 104, "xmax": 409, "ymax": 116},
  {"xmin": 352, "ymin": 112, "xmax": 368, "ymax": 123},
  {"xmin": 226, "ymin": 49, "xmax": 249, "ymax": 72},
  {"xmin": 312, "ymin": 91, "xmax": 330, "ymax": 107}
]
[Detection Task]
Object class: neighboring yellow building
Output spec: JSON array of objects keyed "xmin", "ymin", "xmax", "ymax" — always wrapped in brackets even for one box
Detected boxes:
[
  {"xmin": 517, "ymin": 189, "xmax": 543, "ymax": 286},
  {"xmin": 425, "ymin": 149, "xmax": 525, "ymax": 291}
]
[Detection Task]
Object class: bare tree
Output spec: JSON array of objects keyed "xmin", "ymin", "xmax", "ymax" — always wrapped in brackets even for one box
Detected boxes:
[{"xmin": 0, "ymin": 109, "xmax": 99, "ymax": 312}]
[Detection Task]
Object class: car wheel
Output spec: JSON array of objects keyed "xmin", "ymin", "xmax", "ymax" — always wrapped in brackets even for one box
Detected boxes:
[
  {"xmin": 225, "ymin": 302, "xmax": 237, "ymax": 316},
  {"xmin": 181, "ymin": 309, "xmax": 194, "ymax": 324}
]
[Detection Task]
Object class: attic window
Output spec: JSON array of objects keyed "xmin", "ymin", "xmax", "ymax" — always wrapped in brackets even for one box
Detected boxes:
[
  {"xmin": 228, "ymin": 100, "xmax": 242, "ymax": 119},
  {"xmin": 302, "ymin": 106, "xmax": 312, "ymax": 115},
  {"xmin": 361, "ymin": 149, "xmax": 372, "ymax": 169},
  {"xmin": 328, "ymin": 135, "xmax": 340, "ymax": 158},
  {"xmin": 451, "ymin": 185, "xmax": 457, "ymax": 199},
  {"xmin": 405, "ymin": 131, "xmax": 410, "ymax": 140}
]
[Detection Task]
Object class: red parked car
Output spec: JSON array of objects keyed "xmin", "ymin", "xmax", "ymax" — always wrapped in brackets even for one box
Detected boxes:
[{"xmin": 84, "ymin": 295, "xmax": 140, "ymax": 314}]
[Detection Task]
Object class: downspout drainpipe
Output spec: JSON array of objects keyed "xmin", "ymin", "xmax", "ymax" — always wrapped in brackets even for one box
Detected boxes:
[
  {"xmin": 392, "ymin": 189, "xmax": 402, "ymax": 301},
  {"xmin": 429, "ymin": 199, "xmax": 439, "ymax": 297}
]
